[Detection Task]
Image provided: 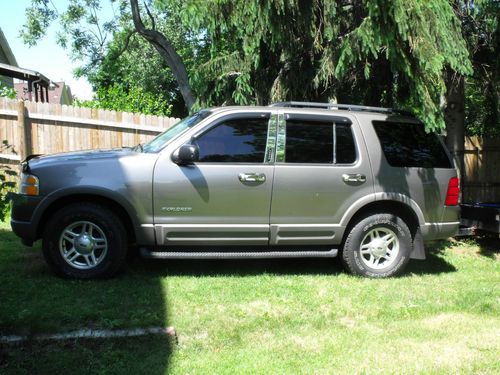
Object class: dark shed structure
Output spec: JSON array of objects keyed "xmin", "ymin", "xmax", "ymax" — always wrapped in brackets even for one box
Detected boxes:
[{"xmin": 0, "ymin": 62, "xmax": 58, "ymax": 103}]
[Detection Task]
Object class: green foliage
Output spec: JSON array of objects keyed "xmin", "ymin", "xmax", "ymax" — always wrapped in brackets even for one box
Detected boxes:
[
  {"xmin": 0, "ymin": 140, "xmax": 17, "ymax": 222},
  {"xmin": 22, "ymin": 0, "xmax": 205, "ymax": 117},
  {"xmin": 334, "ymin": 0, "xmax": 472, "ymax": 131},
  {"xmin": 19, "ymin": 0, "xmax": 57, "ymax": 46},
  {"xmin": 465, "ymin": 78, "xmax": 499, "ymax": 137},
  {"xmin": 21, "ymin": 0, "xmax": 119, "ymax": 79},
  {"xmin": 460, "ymin": 0, "xmax": 500, "ymax": 136},
  {"xmin": 180, "ymin": 0, "xmax": 472, "ymax": 131},
  {"xmin": 23, "ymin": 0, "xmax": 494, "ymax": 135},
  {"xmin": 85, "ymin": 4, "xmax": 208, "ymax": 118},
  {"xmin": 0, "ymin": 84, "xmax": 17, "ymax": 100},
  {"xmin": 74, "ymin": 83, "xmax": 173, "ymax": 116}
]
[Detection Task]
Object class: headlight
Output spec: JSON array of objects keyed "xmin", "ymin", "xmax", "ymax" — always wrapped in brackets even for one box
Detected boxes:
[{"xmin": 20, "ymin": 174, "xmax": 39, "ymax": 196}]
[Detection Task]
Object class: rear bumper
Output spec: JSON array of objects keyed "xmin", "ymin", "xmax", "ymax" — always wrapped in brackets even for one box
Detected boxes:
[
  {"xmin": 420, "ymin": 205, "xmax": 460, "ymax": 241},
  {"xmin": 421, "ymin": 221, "xmax": 460, "ymax": 241}
]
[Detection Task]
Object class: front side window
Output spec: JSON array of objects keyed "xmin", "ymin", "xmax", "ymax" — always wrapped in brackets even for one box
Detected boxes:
[
  {"xmin": 282, "ymin": 118, "xmax": 356, "ymax": 164},
  {"xmin": 194, "ymin": 116, "xmax": 269, "ymax": 163}
]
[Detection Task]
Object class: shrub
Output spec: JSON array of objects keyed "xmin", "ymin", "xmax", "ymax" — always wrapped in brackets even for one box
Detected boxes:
[{"xmin": 0, "ymin": 140, "xmax": 17, "ymax": 222}]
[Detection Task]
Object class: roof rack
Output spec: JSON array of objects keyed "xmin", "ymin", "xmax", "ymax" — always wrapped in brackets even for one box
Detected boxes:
[{"xmin": 269, "ymin": 101, "xmax": 412, "ymax": 116}]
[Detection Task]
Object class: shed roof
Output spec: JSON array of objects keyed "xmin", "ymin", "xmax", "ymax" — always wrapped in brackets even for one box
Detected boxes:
[
  {"xmin": 0, "ymin": 28, "xmax": 17, "ymax": 66},
  {"xmin": 0, "ymin": 62, "xmax": 58, "ymax": 85}
]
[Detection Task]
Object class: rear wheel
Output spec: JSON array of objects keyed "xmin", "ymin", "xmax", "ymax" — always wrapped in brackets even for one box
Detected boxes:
[
  {"xmin": 341, "ymin": 213, "xmax": 412, "ymax": 278},
  {"xmin": 42, "ymin": 202, "xmax": 127, "ymax": 279}
]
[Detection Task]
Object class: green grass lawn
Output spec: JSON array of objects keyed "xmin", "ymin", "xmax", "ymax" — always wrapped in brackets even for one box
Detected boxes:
[{"xmin": 0, "ymin": 220, "xmax": 499, "ymax": 374}]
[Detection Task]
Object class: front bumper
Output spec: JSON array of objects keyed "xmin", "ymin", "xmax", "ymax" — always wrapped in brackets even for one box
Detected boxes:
[{"xmin": 10, "ymin": 193, "xmax": 44, "ymax": 245}]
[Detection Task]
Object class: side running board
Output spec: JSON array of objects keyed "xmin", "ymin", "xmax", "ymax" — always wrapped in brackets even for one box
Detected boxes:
[{"xmin": 140, "ymin": 248, "xmax": 338, "ymax": 260}]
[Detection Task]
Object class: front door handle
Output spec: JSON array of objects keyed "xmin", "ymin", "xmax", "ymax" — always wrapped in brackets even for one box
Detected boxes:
[
  {"xmin": 342, "ymin": 173, "xmax": 366, "ymax": 183},
  {"xmin": 239, "ymin": 173, "xmax": 266, "ymax": 183}
]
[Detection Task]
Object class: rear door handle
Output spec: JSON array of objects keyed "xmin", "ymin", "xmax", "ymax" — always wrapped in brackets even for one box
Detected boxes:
[
  {"xmin": 342, "ymin": 173, "xmax": 366, "ymax": 183},
  {"xmin": 239, "ymin": 173, "xmax": 266, "ymax": 183}
]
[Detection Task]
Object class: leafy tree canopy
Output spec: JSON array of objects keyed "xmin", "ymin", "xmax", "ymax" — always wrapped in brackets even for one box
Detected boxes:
[
  {"xmin": 458, "ymin": 0, "xmax": 499, "ymax": 136},
  {"xmin": 21, "ymin": 0, "xmax": 484, "ymax": 133},
  {"xmin": 21, "ymin": 0, "xmax": 205, "ymax": 117},
  {"xmin": 179, "ymin": 0, "xmax": 472, "ymax": 130}
]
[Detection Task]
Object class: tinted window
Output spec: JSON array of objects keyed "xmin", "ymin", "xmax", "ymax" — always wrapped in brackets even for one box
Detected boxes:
[
  {"xmin": 144, "ymin": 111, "xmax": 212, "ymax": 153},
  {"xmin": 336, "ymin": 124, "xmax": 356, "ymax": 164},
  {"xmin": 284, "ymin": 120, "xmax": 356, "ymax": 164},
  {"xmin": 373, "ymin": 121, "xmax": 452, "ymax": 168},
  {"xmin": 285, "ymin": 120, "xmax": 333, "ymax": 163},
  {"xmin": 195, "ymin": 117, "xmax": 268, "ymax": 162}
]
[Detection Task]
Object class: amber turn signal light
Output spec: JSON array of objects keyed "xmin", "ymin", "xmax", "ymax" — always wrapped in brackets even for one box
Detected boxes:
[{"xmin": 20, "ymin": 174, "xmax": 39, "ymax": 196}]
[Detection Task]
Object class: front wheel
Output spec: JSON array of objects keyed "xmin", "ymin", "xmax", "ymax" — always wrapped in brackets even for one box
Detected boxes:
[
  {"xmin": 42, "ymin": 202, "xmax": 128, "ymax": 279},
  {"xmin": 341, "ymin": 213, "xmax": 412, "ymax": 278}
]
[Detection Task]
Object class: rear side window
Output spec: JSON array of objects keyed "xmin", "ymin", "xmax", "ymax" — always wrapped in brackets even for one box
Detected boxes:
[
  {"xmin": 285, "ymin": 120, "xmax": 333, "ymax": 163},
  {"xmin": 373, "ymin": 121, "xmax": 452, "ymax": 168},
  {"xmin": 336, "ymin": 123, "xmax": 356, "ymax": 164},
  {"xmin": 284, "ymin": 119, "xmax": 356, "ymax": 164}
]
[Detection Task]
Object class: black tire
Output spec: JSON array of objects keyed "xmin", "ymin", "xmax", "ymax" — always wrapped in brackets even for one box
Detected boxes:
[
  {"xmin": 42, "ymin": 202, "xmax": 128, "ymax": 279},
  {"xmin": 341, "ymin": 213, "xmax": 412, "ymax": 278}
]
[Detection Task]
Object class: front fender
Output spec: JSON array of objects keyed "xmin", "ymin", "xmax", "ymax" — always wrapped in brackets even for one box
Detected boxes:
[{"xmin": 29, "ymin": 186, "xmax": 144, "ymax": 242}]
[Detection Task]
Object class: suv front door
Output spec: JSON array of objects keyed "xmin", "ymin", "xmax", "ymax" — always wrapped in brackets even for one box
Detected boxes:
[{"xmin": 152, "ymin": 111, "xmax": 276, "ymax": 246}]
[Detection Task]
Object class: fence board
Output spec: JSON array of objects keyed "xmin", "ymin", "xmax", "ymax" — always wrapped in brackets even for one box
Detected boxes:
[
  {"xmin": 0, "ymin": 98, "xmax": 177, "ymax": 159},
  {"xmin": 461, "ymin": 136, "xmax": 500, "ymax": 203}
]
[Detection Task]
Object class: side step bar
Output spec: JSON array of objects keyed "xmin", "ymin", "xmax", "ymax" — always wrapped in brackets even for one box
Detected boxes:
[{"xmin": 140, "ymin": 248, "xmax": 338, "ymax": 260}]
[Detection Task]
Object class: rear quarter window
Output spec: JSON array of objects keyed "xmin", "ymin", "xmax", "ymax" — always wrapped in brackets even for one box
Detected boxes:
[{"xmin": 372, "ymin": 121, "xmax": 453, "ymax": 168}]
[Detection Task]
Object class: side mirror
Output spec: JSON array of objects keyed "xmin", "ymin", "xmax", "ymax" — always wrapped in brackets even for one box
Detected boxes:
[{"xmin": 174, "ymin": 144, "xmax": 199, "ymax": 165}]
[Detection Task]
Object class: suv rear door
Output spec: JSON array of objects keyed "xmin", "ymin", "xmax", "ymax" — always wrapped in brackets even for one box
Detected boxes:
[
  {"xmin": 269, "ymin": 112, "xmax": 374, "ymax": 245},
  {"xmin": 152, "ymin": 111, "xmax": 276, "ymax": 246}
]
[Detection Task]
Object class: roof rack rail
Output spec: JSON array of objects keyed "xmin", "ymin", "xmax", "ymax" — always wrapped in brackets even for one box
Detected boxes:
[{"xmin": 269, "ymin": 101, "xmax": 412, "ymax": 116}]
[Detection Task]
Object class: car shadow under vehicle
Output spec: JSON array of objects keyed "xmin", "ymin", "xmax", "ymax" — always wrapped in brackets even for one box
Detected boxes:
[{"xmin": 128, "ymin": 248, "xmax": 458, "ymax": 278}]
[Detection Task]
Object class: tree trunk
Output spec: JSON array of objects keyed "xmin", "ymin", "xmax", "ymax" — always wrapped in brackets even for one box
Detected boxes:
[
  {"xmin": 130, "ymin": 0, "xmax": 195, "ymax": 111},
  {"xmin": 444, "ymin": 69, "xmax": 465, "ymax": 180}
]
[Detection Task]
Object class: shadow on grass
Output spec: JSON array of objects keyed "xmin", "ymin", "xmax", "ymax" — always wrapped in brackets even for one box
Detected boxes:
[
  {"xmin": 129, "ymin": 245, "xmax": 457, "ymax": 278},
  {"xmin": 470, "ymin": 234, "xmax": 500, "ymax": 259},
  {"xmin": 0, "ymin": 228, "xmax": 172, "ymax": 375},
  {"xmin": 428, "ymin": 235, "xmax": 500, "ymax": 259},
  {"xmin": 406, "ymin": 247, "xmax": 457, "ymax": 275},
  {"xmin": 129, "ymin": 256, "xmax": 345, "ymax": 278}
]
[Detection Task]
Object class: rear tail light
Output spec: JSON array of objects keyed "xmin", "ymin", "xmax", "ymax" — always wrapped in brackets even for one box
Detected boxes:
[{"xmin": 445, "ymin": 177, "xmax": 460, "ymax": 206}]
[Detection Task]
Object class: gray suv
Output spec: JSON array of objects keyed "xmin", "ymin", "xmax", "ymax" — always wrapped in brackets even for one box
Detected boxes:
[{"xmin": 10, "ymin": 102, "xmax": 460, "ymax": 279}]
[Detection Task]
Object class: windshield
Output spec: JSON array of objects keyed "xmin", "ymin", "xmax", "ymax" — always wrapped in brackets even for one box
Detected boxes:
[{"xmin": 142, "ymin": 110, "xmax": 212, "ymax": 153}]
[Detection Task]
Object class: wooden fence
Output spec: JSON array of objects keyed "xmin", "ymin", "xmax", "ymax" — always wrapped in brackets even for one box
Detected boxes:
[
  {"xmin": 0, "ymin": 98, "xmax": 177, "ymax": 162},
  {"xmin": 462, "ymin": 136, "xmax": 500, "ymax": 203}
]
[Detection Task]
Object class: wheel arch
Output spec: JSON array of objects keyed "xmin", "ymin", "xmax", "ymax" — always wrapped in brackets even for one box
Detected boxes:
[
  {"xmin": 35, "ymin": 190, "xmax": 137, "ymax": 244},
  {"xmin": 343, "ymin": 200, "xmax": 420, "ymax": 236},
  {"xmin": 340, "ymin": 194, "xmax": 425, "ymax": 250}
]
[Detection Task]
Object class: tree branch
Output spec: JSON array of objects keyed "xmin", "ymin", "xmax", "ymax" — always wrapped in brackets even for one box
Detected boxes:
[
  {"xmin": 113, "ymin": 30, "xmax": 136, "ymax": 60},
  {"xmin": 130, "ymin": 0, "xmax": 195, "ymax": 110},
  {"xmin": 143, "ymin": 1, "xmax": 156, "ymax": 31}
]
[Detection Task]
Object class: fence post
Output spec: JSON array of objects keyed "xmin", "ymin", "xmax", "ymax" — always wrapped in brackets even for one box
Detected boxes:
[{"xmin": 17, "ymin": 100, "xmax": 32, "ymax": 160}]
